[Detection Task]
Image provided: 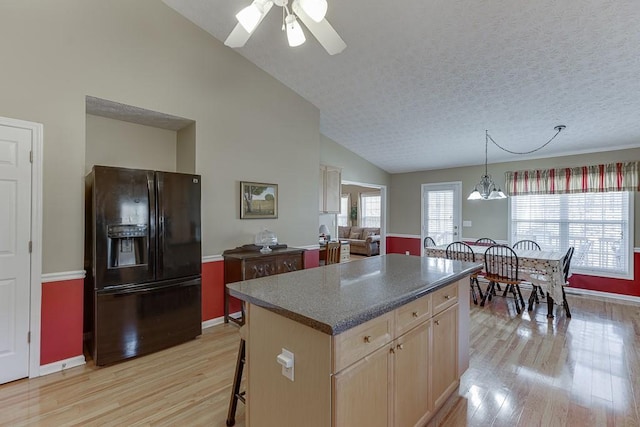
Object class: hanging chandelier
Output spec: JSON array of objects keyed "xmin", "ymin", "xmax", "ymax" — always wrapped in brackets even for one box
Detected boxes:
[
  {"xmin": 468, "ymin": 125, "xmax": 566, "ymax": 201},
  {"xmin": 468, "ymin": 130, "xmax": 507, "ymax": 200}
]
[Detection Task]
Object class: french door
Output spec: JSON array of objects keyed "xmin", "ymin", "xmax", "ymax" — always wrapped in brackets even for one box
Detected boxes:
[{"xmin": 421, "ymin": 182, "xmax": 462, "ymax": 254}]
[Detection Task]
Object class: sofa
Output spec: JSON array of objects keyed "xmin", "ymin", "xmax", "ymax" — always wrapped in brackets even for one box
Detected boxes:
[{"xmin": 338, "ymin": 226, "xmax": 380, "ymax": 256}]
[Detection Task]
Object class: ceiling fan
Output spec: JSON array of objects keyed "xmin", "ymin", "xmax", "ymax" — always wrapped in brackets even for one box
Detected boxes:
[{"xmin": 224, "ymin": 0, "xmax": 347, "ymax": 55}]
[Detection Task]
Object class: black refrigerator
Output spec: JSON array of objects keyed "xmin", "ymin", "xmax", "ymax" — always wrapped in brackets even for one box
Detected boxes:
[{"xmin": 84, "ymin": 165, "xmax": 202, "ymax": 366}]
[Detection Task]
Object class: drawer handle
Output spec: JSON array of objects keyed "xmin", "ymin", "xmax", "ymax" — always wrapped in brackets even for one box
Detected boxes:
[
  {"xmin": 363, "ymin": 335, "xmax": 371, "ymax": 343},
  {"xmin": 396, "ymin": 343, "xmax": 404, "ymax": 350},
  {"xmin": 412, "ymin": 311, "xmax": 418, "ymax": 318},
  {"xmin": 435, "ymin": 320, "xmax": 440, "ymax": 326},
  {"xmin": 389, "ymin": 347, "xmax": 395, "ymax": 354},
  {"xmin": 444, "ymin": 295, "xmax": 451, "ymax": 300}
]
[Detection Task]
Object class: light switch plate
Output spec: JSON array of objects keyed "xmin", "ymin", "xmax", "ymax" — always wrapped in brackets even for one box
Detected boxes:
[{"xmin": 277, "ymin": 348, "xmax": 294, "ymax": 381}]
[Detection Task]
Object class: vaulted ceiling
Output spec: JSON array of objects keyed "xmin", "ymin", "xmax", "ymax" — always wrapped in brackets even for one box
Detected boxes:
[{"xmin": 163, "ymin": 0, "xmax": 640, "ymax": 173}]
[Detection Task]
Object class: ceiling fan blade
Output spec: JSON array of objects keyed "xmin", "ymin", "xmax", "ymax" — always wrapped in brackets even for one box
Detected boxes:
[
  {"xmin": 292, "ymin": 0, "xmax": 346, "ymax": 55},
  {"xmin": 224, "ymin": 1, "xmax": 274, "ymax": 48}
]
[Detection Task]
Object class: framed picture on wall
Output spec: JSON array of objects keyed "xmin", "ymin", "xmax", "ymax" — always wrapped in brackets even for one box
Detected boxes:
[{"xmin": 240, "ymin": 181, "xmax": 278, "ymax": 219}]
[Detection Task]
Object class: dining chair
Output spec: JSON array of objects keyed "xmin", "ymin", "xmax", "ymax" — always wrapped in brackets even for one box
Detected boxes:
[
  {"xmin": 423, "ymin": 236, "xmax": 436, "ymax": 248},
  {"xmin": 513, "ymin": 239, "xmax": 541, "ymax": 251},
  {"xmin": 475, "ymin": 237, "xmax": 497, "ymax": 246},
  {"xmin": 513, "ymin": 239, "xmax": 544, "ymax": 299},
  {"xmin": 560, "ymin": 246, "xmax": 575, "ymax": 317},
  {"xmin": 445, "ymin": 241, "xmax": 484, "ymax": 305},
  {"xmin": 325, "ymin": 241, "xmax": 341, "ymax": 265},
  {"xmin": 481, "ymin": 245, "xmax": 525, "ymax": 314}
]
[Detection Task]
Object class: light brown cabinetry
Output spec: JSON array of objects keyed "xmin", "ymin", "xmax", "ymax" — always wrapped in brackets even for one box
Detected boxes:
[
  {"xmin": 331, "ymin": 281, "xmax": 460, "ymax": 427},
  {"xmin": 320, "ymin": 165, "xmax": 341, "ymax": 213},
  {"xmin": 431, "ymin": 304, "xmax": 459, "ymax": 410},
  {"xmin": 393, "ymin": 319, "xmax": 432, "ymax": 427},
  {"xmin": 333, "ymin": 344, "xmax": 390, "ymax": 427},
  {"xmin": 245, "ymin": 279, "xmax": 468, "ymax": 426}
]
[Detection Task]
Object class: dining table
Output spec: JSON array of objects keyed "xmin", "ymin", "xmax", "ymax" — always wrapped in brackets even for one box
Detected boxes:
[{"xmin": 425, "ymin": 243, "xmax": 567, "ymax": 317}]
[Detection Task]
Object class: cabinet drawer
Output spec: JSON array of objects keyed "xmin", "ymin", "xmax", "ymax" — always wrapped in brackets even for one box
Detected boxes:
[
  {"xmin": 243, "ymin": 258, "xmax": 277, "ymax": 279},
  {"xmin": 333, "ymin": 311, "xmax": 393, "ymax": 373},
  {"xmin": 395, "ymin": 294, "xmax": 431, "ymax": 336},
  {"xmin": 432, "ymin": 283, "xmax": 458, "ymax": 315}
]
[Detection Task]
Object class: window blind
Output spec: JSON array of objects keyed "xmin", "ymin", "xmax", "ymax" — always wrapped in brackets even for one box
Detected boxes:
[
  {"xmin": 426, "ymin": 189, "xmax": 454, "ymax": 245},
  {"xmin": 360, "ymin": 193, "xmax": 381, "ymax": 228},
  {"xmin": 510, "ymin": 191, "xmax": 630, "ymax": 276}
]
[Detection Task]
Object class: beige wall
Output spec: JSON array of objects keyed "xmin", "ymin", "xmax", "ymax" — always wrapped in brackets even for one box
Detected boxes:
[
  {"xmin": 85, "ymin": 114, "xmax": 178, "ymax": 174},
  {"xmin": 1, "ymin": 1, "xmax": 320, "ymax": 273},
  {"xmin": 319, "ymin": 135, "xmax": 390, "ymax": 238},
  {"xmin": 390, "ymin": 147, "xmax": 640, "ymax": 245},
  {"xmin": 177, "ymin": 123, "xmax": 196, "ymax": 174},
  {"xmin": 320, "ymin": 134, "xmax": 391, "ymax": 186}
]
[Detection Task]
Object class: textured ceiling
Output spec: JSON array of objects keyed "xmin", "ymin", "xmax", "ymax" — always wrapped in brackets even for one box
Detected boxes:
[{"xmin": 162, "ymin": 0, "xmax": 640, "ymax": 173}]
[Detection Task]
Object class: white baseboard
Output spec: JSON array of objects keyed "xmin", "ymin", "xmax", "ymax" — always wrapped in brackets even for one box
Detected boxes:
[
  {"xmin": 565, "ymin": 287, "xmax": 640, "ymax": 304},
  {"xmin": 38, "ymin": 355, "xmax": 86, "ymax": 377},
  {"xmin": 202, "ymin": 315, "xmax": 225, "ymax": 329},
  {"xmin": 202, "ymin": 311, "xmax": 242, "ymax": 329}
]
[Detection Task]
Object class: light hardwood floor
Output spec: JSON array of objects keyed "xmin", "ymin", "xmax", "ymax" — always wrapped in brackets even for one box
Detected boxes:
[{"xmin": 2, "ymin": 291, "xmax": 639, "ymax": 426}]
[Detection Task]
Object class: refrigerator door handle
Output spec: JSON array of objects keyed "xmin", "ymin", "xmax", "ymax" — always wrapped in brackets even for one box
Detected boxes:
[
  {"xmin": 147, "ymin": 172, "xmax": 158, "ymax": 280},
  {"xmin": 155, "ymin": 172, "xmax": 164, "ymax": 277}
]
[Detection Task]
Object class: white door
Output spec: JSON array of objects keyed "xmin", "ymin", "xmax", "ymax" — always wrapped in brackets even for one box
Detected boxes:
[
  {"xmin": 0, "ymin": 123, "xmax": 32, "ymax": 384},
  {"xmin": 421, "ymin": 182, "xmax": 462, "ymax": 253}
]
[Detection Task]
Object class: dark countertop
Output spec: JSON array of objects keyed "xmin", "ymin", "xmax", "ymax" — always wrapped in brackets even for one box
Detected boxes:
[{"xmin": 227, "ymin": 254, "xmax": 482, "ymax": 335}]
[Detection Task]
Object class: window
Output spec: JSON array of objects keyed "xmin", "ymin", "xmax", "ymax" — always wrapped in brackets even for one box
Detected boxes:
[
  {"xmin": 510, "ymin": 191, "xmax": 633, "ymax": 278},
  {"xmin": 360, "ymin": 193, "xmax": 381, "ymax": 228},
  {"xmin": 337, "ymin": 195, "xmax": 349, "ymax": 227}
]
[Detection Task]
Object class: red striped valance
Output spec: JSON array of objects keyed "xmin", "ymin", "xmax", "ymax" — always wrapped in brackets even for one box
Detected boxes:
[{"xmin": 505, "ymin": 162, "xmax": 640, "ymax": 196}]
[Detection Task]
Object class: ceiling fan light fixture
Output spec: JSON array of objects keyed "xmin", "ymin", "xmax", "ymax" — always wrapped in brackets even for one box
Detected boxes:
[
  {"xmin": 299, "ymin": 0, "xmax": 328, "ymax": 22},
  {"xmin": 236, "ymin": 0, "xmax": 267, "ymax": 33},
  {"xmin": 285, "ymin": 14, "xmax": 306, "ymax": 47}
]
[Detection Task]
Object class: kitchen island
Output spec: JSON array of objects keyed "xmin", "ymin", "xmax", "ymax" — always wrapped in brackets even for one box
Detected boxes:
[{"xmin": 227, "ymin": 254, "xmax": 482, "ymax": 427}]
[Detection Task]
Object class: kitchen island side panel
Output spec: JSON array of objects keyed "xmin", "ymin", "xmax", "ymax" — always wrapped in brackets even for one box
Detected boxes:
[{"xmin": 247, "ymin": 304, "xmax": 332, "ymax": 427}]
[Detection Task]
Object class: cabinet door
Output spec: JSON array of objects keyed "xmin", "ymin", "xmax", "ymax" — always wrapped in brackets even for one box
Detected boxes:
[
  {"xmin": 243, "ymin": 258, "xmax": 277, "ymax": 279},
  {"xmin": 431, "ymin": 304, "xmax": 459, "ymax": 410},
  {"xmin": 319, "ymin": 167, "xmax": 325, "ymax": 212},
  {"xmin": 324, "ymin": 166, "xmax": 341, "ymax": 213},
  {"xmin": 333, "ymin": 344, "xmax": 391, "ymax": 427},
  {"xmin": 276, "ymin": 253, "xmax": 302, "ymax": 274},
  {"xmin": 394, "ymin": 321, "xmax": 432, "ymax": 427}
]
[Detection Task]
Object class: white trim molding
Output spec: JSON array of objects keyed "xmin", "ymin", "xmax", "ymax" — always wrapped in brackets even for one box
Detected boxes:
[
  {"xmin": 202, "ymin": 255, "xmax": 223, "ymax": 263},
  {"xmin": 386, "ymin": 233, "xmax": 421, "ymax": 239},
  {"xmin": 565, "ymin": 287, "xmax": 640, "ymax": 304},
  {"xmin": 41, "ymin": 271, "xmax": 86, "ymax": 283},
  {"xmin": 39, "ymin": 355, "xmax": 86, "ymax": 377},
  {"xmin": 202, "ymin": 315, "xmax": 226, "ymax": 329},
  {"xmin": 202, "ymin": 312, "xmax": 241, "ymax": 330}
]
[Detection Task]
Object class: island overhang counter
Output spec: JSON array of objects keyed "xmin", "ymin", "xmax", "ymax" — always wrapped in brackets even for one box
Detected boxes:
[{"xmin": 227, "ymin": 254, "xmax": 482, "ymax": 427}]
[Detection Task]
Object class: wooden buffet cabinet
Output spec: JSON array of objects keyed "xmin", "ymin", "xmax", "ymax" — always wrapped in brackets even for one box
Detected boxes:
[
  {"xmin": 245, "ymin": 278, "xmax": 467, "ymax": 427},
  {"xmin": 222, "ymin": 246, "xmax": 305, "ymax": 325}
]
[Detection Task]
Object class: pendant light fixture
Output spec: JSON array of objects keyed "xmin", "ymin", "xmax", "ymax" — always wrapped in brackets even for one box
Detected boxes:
[
  {"xmin": 468, "ymin": 125, "xmax": 566, "ymax": 201},
  {"xmin": 468, "ymin": 130, "xmax": 507, "ymax": 200}
]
